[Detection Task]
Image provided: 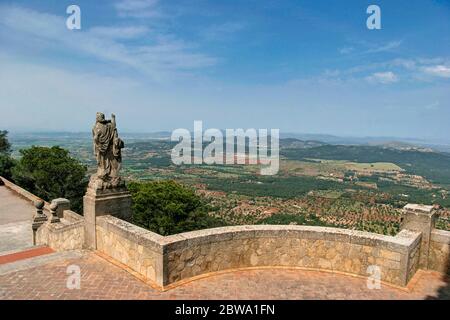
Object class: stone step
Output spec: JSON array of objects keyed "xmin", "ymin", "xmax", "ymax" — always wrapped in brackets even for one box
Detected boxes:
[
  {"xmin": 0, "ymin": 245, "xmax": 54, "ymax": 266},
  {"xmin": 0, "ymin": 250, "xmax": 85, "ymax": 275},
  {"xmin": 0, "ymin": 244, "xmax": 47, "ymax": 256}
]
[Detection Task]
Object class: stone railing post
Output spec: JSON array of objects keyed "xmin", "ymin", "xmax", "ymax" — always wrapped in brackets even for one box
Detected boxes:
[
  {"xmin": 32, "ymin": 200, "xmax": 47, "ymax": 245},
  {"xmin": 84, "ymin": 187, "xmax": 132, "ymax": 250},
  {"xmin": 51, "ymin": 198, "xmax": 70, "ymax": 218},
  {"xmin": 49, "ymin": 202, "xmax": 61, "ymax": 223},
  {"xmin": 401, "ymin": 204, "xmax": 437, "ymax": 269}
]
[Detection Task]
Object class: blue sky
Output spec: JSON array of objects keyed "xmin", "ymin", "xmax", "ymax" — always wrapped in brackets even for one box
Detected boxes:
[{"xmin": 0, "ymin": 0, "xmax": 449, "ymax": 141}]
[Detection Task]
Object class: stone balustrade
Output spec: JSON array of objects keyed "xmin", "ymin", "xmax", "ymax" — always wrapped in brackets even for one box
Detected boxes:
[{"xmin": 35, "ymin": 208, "xmax": 85, "ymax": 252}]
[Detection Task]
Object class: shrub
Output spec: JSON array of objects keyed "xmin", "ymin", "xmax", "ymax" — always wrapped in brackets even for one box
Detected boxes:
[
  {"xmin": 0, "ymin": 130, "xmax": 15, "ymax": 180},
  {"xmin": 12, "ymin": 146, "xmax": 87, "ymax": 212},
  {"xmin": 128, "ymin": 180, "xmax": 226, "ymax": 235}
]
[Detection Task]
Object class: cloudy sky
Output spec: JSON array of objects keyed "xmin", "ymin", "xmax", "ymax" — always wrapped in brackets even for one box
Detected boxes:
[{"xmin": 0, "ymin": 0, "xmax": 449, "ymax": 141}]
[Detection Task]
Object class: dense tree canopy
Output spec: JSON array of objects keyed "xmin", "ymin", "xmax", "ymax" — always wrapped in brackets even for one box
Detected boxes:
[
  {"xmin": 128, "ymin": 180, "xmax": 226, "ymax": 236},
  {"xmin": 0, "ymin": 130, "xmax": 15, "ymax": 180},
  {"xmin": 0, "ymin": 130, "xmax": 11, "ymax": 154},
  {"xmin": 12, "ymin": 146, "xmax": 87, "ymax": 212}
]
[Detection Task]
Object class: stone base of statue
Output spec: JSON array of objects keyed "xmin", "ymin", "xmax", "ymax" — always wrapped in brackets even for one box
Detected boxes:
[
  {"xmin": 83, "ymin": 176, "xmax": 132, "ymax": 250},
  {"xmin": 88, "ymin": 174, "xmax": 125, "ymax": 190}
]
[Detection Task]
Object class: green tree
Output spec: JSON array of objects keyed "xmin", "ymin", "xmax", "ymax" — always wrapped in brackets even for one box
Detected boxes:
[
  {"xmin": 0, "ymin": 130, "xmax": 15, "ymax": 180},
  {"xmin": 0, "ymin": 155, "xmax": 16, "ymax": 181},
  {"xmin": 12, "ymin": 146, "xmax": 87, "ymax": 213},
  {"xmin": 0, "ymin": 130, "xmax": 11, "ymax": 154},
  {"xmin": 128, "ymin": 180, "xmax": 226, "ymax": 235}
]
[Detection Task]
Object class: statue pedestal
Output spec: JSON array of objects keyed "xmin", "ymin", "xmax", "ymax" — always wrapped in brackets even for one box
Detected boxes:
[{"xmin": 83, "ymin": 186, "xmax": 132, "ymax": 250}]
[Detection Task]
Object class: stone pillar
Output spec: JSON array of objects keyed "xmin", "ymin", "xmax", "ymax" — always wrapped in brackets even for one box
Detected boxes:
[
  {"xmin": 32, "ymin": 200, "xmax": 47, "ymax": 245},
  {"xmin": 83, "ymin": 186, "xmax": 132, "ymax": 250},
  {"xmin": 51, "ymin": 198, "xmax": 70, "ymax": 218},
  {"xmin": 401, "ymin": 204, "xmax": 437, "ymax": 269}
]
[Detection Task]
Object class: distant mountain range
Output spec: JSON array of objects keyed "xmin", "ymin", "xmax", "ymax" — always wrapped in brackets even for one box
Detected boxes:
[
  {"xmin": 8, "ymin": 131, "xmax": 450, "ymax": 153},
  {"xmin": 279, "ymin": 133, "xmax": 450, "ymax": 153}
]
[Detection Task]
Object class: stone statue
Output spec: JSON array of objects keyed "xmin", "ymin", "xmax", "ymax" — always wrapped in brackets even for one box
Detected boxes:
[
  {"xmin": 89, "ymin": 112, "xmax": 125, "ymax": 189},
  {"xmin": 84, "ymin": 113, "xmax": 132, "ymax": 249}
]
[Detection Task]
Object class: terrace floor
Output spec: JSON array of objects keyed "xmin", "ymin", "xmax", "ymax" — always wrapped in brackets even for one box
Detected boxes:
[
  {"xmin": 0, "ymin": 185, "xmax": 34, "ymax": 253},
  {"xmin": 0, "ymin": 250, "xmax": 448, "ymax": 300}
]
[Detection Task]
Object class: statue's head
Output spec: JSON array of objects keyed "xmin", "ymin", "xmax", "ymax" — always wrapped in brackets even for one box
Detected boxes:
[{"xmin": 96, "ymin": 112, "xmax": 105, "ymax": 122}]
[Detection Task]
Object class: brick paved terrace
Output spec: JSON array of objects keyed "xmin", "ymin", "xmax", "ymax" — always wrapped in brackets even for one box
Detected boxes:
[
  {"xmin": 0, "ymin": 251, "xmax": 448, "ymax": 300},
  {"xmin": 0, "ymin": 185, "xmax": 35, "ymax": 253}
]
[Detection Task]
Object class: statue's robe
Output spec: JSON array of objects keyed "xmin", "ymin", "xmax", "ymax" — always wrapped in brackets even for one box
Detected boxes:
[{"xmin": 93, "ymin": 121, "xmax": 122, "ymax": 178}]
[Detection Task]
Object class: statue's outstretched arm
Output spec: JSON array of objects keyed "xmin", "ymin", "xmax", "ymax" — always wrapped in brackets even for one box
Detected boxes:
[
  {"xmin": 92, "ymin": 127, "xmax": 98, "ymax": 158},
  {"xmin": 111, "ymin": 113, "xmax": 116, "ymax": 129}
]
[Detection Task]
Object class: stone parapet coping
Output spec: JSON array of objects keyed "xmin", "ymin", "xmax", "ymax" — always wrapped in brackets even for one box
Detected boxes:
[
  {"xmin": 63, "ymin": 210, "xmax": 84, "ymax": 222},
  {"xmin": 431, "ymin": 229, "xmax": 450, "ymax": 244},
  {"xmin": 0, "ymin": 176, "xmax": 51, "ymax": 213},
  {"xmin": 47, "ymin": 218, "xmax": 84, "ymax": 233},
  {"xmin": 97, "ymin": 215, "xmax": 421, "ymax": 254},
  {"xmin": 403, "ymin": 203, "xmax": 435, "ymax": 214}
]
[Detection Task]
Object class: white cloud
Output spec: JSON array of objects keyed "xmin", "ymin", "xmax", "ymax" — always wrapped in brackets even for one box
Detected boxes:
[
  {"xmin": 338, "ymin": 47, "xmax": 354, "ymax": 55},
  {"xmin": 365, "ymin": 40, "xmax": 402, "ymax": 54},
  {"xmin": 422, "ymin": 65, "xmax": 450, "ymax": 78},
  {"xmin": 341, "ymin": 40, "xmax": 402, "ymax": 56},
  {"xmin": 367, "ymin": 40, "xmax": 402, "ymax": 53},
  {"xmin": 200, "ymin": 22, "xmax": 246, "ymax": 41},
  {"xmin": 0, "ymin": 5, "xmax": 217, "ymax": 81},
  {"xmin": 114, "ymin": 0, "xmax": 161, "ymax": 18},
  {"xmin": 424, "ymin": 101, "xmax": 440, "ymax": 110},
  {"xmin": 336, "ymin": 57, "xmax": 450, "ymax": 83},
  {"xmin": 389, "ymin": 58, "xmax": 417, "ymax": 70},
  {"xmin": 89, "ymin": 26, "xmax": 150, "ymax": 39},
  {"xmin": 366, "ymin": 71, "xmax": 398, "ymax": 84}
]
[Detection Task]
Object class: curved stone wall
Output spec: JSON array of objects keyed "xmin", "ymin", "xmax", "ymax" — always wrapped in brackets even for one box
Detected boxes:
[
  {"xmin": 96, "ymin": 216, "xmax": 422, "ymax": 288},
  {"xmin": 163, "ymin": 225, "xmax": 421, "ymax": 287}
]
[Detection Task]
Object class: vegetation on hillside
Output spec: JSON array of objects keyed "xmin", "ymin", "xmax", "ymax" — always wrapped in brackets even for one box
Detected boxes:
[
  {"xmin": 259, "ymin": 213, "xmax": 334, "ymax": 227},
  {"xmin": 281, "ymin": 145, "xmax": 450, "ymax": 187}
]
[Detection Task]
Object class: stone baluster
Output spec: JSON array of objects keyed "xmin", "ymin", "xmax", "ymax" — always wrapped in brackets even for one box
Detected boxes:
[
  {"xmin": 49, "ymin": 202, "xmax": 60, "ymax": 223},
  {"xmin": 32, "ymin": 200, "xmax": 47, "ymax": 245},
  {"xmin": 51, "ymin": 198, "xmax": 70, "ymax": 218}
]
